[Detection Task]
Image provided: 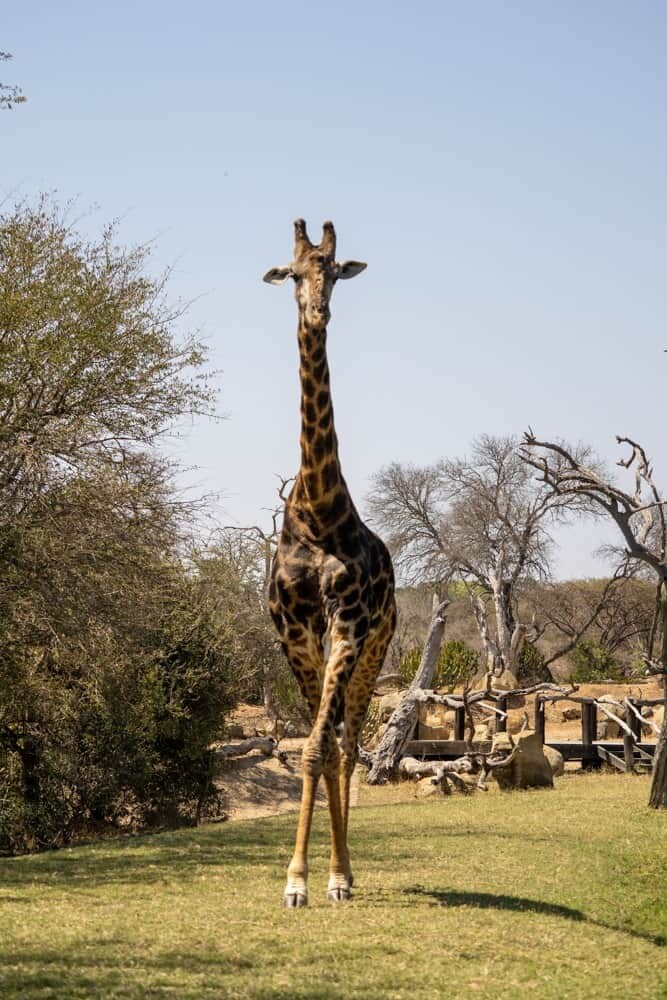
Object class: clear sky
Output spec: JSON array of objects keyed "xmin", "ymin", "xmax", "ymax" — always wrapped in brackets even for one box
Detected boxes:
[{"xmin": 4, "ymin": 2, "xmax": 667, "ymax": 578}]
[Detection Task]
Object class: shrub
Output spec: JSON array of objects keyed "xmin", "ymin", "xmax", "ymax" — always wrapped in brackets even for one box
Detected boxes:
[
  {"xmin": 567, "ymin": 640, "xmax": 624, "ymax": 683},
  {"xmin": 516, "ymin": 642, "xmax": 552, "ymax": 685},
  {"xmin": 399, "ymin": 640, "xmax": 479, "ymax": 691}
]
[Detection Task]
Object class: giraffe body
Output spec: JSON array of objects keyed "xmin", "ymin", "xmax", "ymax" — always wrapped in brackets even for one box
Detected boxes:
[{"xmin": 264, "ymin": 220, "xmax": 396, "ymax": 907}]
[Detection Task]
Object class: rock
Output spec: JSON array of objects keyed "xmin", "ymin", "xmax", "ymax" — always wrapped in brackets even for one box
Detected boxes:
[
  {"xmin": 561, "ymin": 706, "xmax": 581, "ymax": 722},
  {"xmin": 374, "ymin": 672, "xmax": 407, "ymax": 692},
  {"xmin": 597, "ymin": 718, "xmax": 621, "ymax": 740},
  {"xmin": 473, "ymin": 723, "xmax": 491, "ymax": 742},
  {"xmin": 226, "ymin": 724, "xmax": 245, "ymax": 740},
  {"xmin": 488, "ymin": 729, "xmax": 554, "ymax": 791},
  {"xmin": 416, "ymin": 777, "xmax": 442, "ymax": 798},
  {"xmin": 378, "ymin": 691, "xmax": 403, "ymax": 722},
  {"xmin": 543, "ymin": 745, "xmax": 565, "ymax": 777},
  {"xmin": 507, "ymin": 710, "xmax": 527, "ymax": 735},
  {"xmin": 417, "ymin": 703, "xmax": 451, "ymax": 740}
]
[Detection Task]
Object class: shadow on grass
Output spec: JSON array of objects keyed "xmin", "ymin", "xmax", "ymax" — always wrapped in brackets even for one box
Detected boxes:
[
  {"xmin": 406, "ymin": 886, "xmax": 666, "ymax": 948},
  {"xmin": 0, "ymin": 816, "xmax": 299, "ymax": 892},
  {"xmin": 0, "ymin": 946, "xmax": 257, "ymax": 1000}
]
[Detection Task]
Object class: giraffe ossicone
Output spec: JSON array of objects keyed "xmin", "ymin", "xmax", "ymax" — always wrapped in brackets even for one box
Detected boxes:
[{"xmin": 264, "ymin": 219, "xmax": 396, "ymax": 908}]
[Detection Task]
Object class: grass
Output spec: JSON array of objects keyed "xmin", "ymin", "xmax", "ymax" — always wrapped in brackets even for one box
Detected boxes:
[{"xmin": 0, "ymin": 773, "xmax": 666, "ymax": 999}]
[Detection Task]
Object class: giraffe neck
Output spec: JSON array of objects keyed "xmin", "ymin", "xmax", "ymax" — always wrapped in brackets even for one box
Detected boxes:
[{"xmin": 295, "ymin": 317, "xmax": 350, "ymax": 515}]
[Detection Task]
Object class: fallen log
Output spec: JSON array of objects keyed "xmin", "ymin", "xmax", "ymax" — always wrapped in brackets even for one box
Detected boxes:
[{"xmin": 215, "ymin": 737, "xmax": 289, "ymax": 766}]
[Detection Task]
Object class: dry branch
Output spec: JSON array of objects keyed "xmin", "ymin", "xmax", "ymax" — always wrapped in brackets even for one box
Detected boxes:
[
  {"xmin": 215, "ymin": 737, "xmax": 289, "ymax": 766},
  {"xmin": 366, "ymin": 596, "xmax": 450, "ymax": 784}
]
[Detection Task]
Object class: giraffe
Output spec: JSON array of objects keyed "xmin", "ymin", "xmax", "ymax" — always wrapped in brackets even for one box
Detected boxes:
[{"xmin": 263, "ymin": 219, "xmax": 396, "ymax": 908}]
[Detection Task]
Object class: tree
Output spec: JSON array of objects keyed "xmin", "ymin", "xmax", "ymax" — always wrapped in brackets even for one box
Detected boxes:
[
  {"xmin": 526, "ymin": 573, "xmax": 655, "ymax": 678},
  {"xmin": 0, "ymin": 52, "xmax": 26, "ymax": 109},
  {"xmin": 0, "ymin": 197, "xmax": 228, "ymax": 851},
  {"xmin": 0, "ymin": 196, "xmax": 213, "ymax": 524},
  {"xmin": 219, "ymin": 476, "xmax": 302, "ymax": 725},
  {"xmin": 521, "ymin": 432, "xmax": 667, "ymax": 808},
  {"xmin": 368, "ymin": 435, "xmax": 616, "ymax": 681}
]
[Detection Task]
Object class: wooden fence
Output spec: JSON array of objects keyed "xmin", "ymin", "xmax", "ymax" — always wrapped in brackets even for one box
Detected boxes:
[{"xmin": 406, "ymin": 688, "xmax": 662, "ymax": 773}]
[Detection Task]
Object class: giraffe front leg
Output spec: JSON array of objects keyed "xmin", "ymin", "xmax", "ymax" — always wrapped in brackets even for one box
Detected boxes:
[
  {"xmin": 323, "ymin": 749, "xmax": 352, "ymax": 902},
  {"xmin": 284, "ymin": 767, "xmax": 318, "ymax": 908}
]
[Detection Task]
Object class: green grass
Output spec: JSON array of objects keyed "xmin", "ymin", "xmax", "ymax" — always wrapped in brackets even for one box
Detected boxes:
[{"xmin": 1, "ymin": 774, "xmax": 666, "ymax": 999}]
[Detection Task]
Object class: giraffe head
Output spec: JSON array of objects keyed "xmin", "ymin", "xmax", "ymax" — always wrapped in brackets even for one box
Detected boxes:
[{"xmin": 263, "ymin": 220, "xmax": 366, "ymax": 328}]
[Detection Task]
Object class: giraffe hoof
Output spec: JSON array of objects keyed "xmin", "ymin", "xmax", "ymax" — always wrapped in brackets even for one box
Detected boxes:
[
  {"xmin": 327, "ymin": 886, "xmax": 352, "ymax": 902},
  {"xmin": 283, "ymin": 891, "xmax": 308, "ymax": 908}
]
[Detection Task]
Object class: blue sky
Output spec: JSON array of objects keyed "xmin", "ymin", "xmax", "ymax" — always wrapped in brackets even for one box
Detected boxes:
[{"xmin": 4, "ymin": 2, "xmax": 667, "ymax": 577}]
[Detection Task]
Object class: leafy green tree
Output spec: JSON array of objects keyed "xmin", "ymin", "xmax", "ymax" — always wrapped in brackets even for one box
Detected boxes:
[{"xmin": 0, "ymin": 197, "xmax": 227, "ymax": 853}]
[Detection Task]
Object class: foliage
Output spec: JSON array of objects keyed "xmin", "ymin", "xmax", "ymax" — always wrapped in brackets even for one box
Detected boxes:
[
  {"xmin": 0, "ymin": 198, "xmax": 228, "ymax": 853},
  {"xmin": 567, "ymin": 639, "xmax": 624, "ymax": 683},
  {"xmin": 0, "ymin": 776, "xmax": 664, "ymax": 998},
  {"xmin": 199, "ymin": 531, "xmax": 310, "ymax": 729},
  {"xmin": 399, "ymin": 640, "xmax": 478, "ymax": 690},
  {"xmin": 515, "ymin": 641, "xmax": 551, "ymax": 685}
]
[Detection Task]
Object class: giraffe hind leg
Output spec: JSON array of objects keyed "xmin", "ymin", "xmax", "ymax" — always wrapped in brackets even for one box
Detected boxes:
[{"xmin": 337, "ymin": 633, "xmax": 394, "ymax": 888}]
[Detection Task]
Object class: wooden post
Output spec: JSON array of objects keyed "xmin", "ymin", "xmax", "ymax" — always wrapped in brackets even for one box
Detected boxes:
[
  {"xmin": 454, "ymin": 706, "xmax": 465, "ymax": 741},
  {"xmin": 534, "ymin": 696, "xmax": 546, "ymax": 746},
  {"xmin": 624, "ymin": 698, "xmax": 640, "ymax": 774},
  {"xmin": 496, "ymin": 696, "xmax": 508, "ymax": 733},
  {"xmin": 581, "ymin": 700, "xmax": 597, "ymax": 770},
  {"xmin": 623, "ymin": 731, "xmax": 635, "ymax": 773},
  {"xmin": 628, "ymin": 699, "xmax": 642, "ymax": 742}
]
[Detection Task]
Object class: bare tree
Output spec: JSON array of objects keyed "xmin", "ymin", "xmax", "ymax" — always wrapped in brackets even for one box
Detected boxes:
[
  {"xmin": 525, "ymin": 565, "xmax": 646, "ymax": 675},
  {"xmin": 222, "ymin": 476, "xmax": 294, "ymax": 722},
  {"xmin": 521, "ymin": 432, "xmax": 667, "ymax": 808},
  {"xmin": 368, "ymin": 435, "xmax": 617, "ymax": 681}
]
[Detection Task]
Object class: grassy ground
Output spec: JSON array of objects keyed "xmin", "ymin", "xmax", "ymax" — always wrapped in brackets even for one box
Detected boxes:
[{"xmin": 1, "ymin": 773, "xmax": 666, "ymax": 1000}]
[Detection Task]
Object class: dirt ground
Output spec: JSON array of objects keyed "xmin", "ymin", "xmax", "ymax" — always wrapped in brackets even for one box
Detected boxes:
[{"xmin": 220, "ymin": 681, "xmax": 663, "ymax": 822}]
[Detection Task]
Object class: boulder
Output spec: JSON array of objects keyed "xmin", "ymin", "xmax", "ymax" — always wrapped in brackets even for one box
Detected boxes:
[
  {"xmin": 507, "ymin": 710, "xmax": 527, "ymax": 735},
  {"xmin": 374, "ymin": 672, "xmax": 407, "ymax": 692},
  {"xmin": 378, "ymin": 690, "xmax": 403, "ymax": 722},
  {"xmin": 597, "ymin": 717, "xmax": 621, "ymax": 740},
  {"xmin": 416, "ymin": 777, "xmax": 442, "ymax": 798},
  {"xmin": 488, "ymin": 730, "xmax": 554, "ymax": 791},
  {"xmin": 543, "ymin": 745, "xmax": 565, "ymax": 777},
  {"xmin": 417, "ymin": 703, "xmax": 452, "ymax": 740},
  {"xmin": 469, "ymin": 669, "xmax": 525, "ymax": 707},
  {"xmin": 473, "ymin": 722, "xmax": 492, "ymax": 742},
  {"xmin": 226, "ymin": 724, "xmax": 245, "ymax": 740}
]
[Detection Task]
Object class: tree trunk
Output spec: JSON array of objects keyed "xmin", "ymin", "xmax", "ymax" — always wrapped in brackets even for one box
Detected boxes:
[
  {"xmin": 366, "ymin": 596, "xmax": 449, "ymax": 785},
  {"xmin": 648, "ymin": 593, "xmax": 667, "ymax": 808},
  {"xmin": 649, "ymin": 710, "xmax": 667, "ymax": 808}
]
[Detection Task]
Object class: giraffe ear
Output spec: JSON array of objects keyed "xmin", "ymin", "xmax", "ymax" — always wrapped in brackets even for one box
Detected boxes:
[
  {"xmin": 263, "ymin": 265, "xmax": 293, "ymax": 285},
  {"xmin": 336, "ymin": 260, "xmax": 367, "ymax": 280}
]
